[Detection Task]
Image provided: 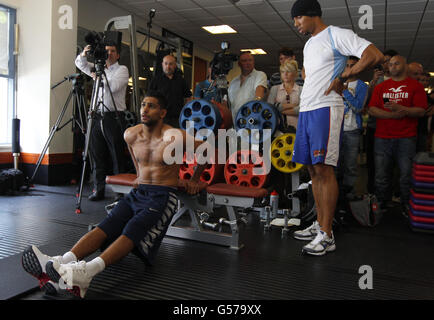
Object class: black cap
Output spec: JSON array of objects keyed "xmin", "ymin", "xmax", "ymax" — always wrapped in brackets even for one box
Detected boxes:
[{"xmin": 291, "ymin": 0, "xmax": 322, "ymax": 19}]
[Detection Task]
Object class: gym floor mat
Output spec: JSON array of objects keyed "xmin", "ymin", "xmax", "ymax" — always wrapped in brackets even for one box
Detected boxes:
[{"xmin": 2, "ymin": 184, "xmax": 434, "ymax": 300}]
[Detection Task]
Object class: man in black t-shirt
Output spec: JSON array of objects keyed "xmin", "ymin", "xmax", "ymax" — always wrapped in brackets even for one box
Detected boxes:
[{"xmin": 149, "ymin": 55, "xmax": 192, "ymax": 127}]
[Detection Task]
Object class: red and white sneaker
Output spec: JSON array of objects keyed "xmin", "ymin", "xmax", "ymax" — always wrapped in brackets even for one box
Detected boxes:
[
  {"xmin": 46, "ymin": 260, "xmax": 93, "ymax": 298},
  {"xmin": 21, "ymin": 245, "xmax": 61, "ymax": 295}
]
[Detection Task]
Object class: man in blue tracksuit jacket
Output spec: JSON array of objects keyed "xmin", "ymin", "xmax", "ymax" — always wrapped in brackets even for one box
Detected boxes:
[{"xmin": 338, "ymin": 56, "xmax": 369, "ymax": 199}]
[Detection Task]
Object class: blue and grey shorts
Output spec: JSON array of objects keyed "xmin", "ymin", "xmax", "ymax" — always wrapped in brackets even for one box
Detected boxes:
[{"xmin": 98, "ymin": 184, "xmax": 178, "ymax": 265}]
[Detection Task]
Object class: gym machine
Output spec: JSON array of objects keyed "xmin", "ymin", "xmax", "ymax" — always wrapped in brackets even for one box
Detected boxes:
[{"xmin": 105, "ymin": 99, "xmax": 310, "ymax": 249}]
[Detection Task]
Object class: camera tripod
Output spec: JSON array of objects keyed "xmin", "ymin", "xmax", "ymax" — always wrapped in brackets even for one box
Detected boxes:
[
  {"xmin": 75, "ymin": 61, "xmax": 124, "ymax": 214},
  {"xmin": 26, "ymin": 74, "xmax": 87, "ymax": 189}
]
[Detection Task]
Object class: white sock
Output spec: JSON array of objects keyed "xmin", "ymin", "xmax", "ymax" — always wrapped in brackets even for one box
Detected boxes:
[
  {"xmin": 86, "ymin": 257, "xmax": 105, "ymax": 277},
  {"xmin": 62, "ymin": 251, "xmax": 77, "ymax": 264}
]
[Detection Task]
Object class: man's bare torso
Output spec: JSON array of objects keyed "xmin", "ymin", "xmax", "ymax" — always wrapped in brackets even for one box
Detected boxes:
[{"xmin": 124, "ymin": 123, "xmax": 181, "ymax": 188}]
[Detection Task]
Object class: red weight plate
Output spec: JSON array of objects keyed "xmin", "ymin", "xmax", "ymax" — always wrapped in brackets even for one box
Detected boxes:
[
  {"xmin": 178, "ymin": 151, "xmax": 225, "ymax": 184},
  {"xmin": 224, "ymin": 150, "xmax": 268, "ymax": 188}
]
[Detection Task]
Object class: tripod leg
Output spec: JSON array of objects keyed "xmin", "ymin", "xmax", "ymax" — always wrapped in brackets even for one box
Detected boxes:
[
  {"xmin": 75, "ymin": 115, "xmax": 93, "ymax": 214},
  {"xmin": 75, "ymin": 75, "xmax": 102, "ymax": 213},
  {"xmin": 75, "ymin": 93, "xmax": 87, "ymax": 134}
]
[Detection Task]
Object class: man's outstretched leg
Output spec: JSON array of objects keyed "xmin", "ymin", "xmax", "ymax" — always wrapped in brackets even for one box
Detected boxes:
[
  {"xmin": 47, "ymin": 231, "xmax": 134, "ymax": 298},
  {"xmin": 21, "ymin": 246, "xmax": 77, "ymax": 294},
  {"xmin": 47, "ymin": 184, "xmax": 178, "ymax": 298},
  {"xmin": 41, "ymin": 191, "xmax": 140, "ymax": 298},
  {"xmin": 22, "ymin": 226, "xmax": 108, "ymax": 295}
]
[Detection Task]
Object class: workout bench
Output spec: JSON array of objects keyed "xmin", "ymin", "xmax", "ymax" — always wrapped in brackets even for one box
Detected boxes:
[{"xmin": 105, "ymin": 174, "xmax": 269, "ymax": 250}]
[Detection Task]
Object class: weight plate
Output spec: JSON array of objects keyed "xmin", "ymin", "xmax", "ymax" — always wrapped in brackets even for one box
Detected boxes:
[{"xmin": 270, "ymin": 133, "xmax": 303, "ymax": 173}]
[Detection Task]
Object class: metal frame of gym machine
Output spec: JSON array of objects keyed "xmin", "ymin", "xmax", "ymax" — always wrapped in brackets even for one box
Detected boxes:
[
  {"xmin": 104, "ymin": 15, "xmax": 250, "ymax": 249},
  {"xmin": 104, "ymin": 15, "xmax": 183, "ymax": 117}
]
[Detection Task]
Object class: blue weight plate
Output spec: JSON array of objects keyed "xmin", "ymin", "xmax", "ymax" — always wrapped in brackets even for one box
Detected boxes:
[
  {"xmin": 179, "ymin": 99, "xmax": 222, "ymax": 140},
  {"xmin": 235, "ymin": 101, "xmax": 279, "ymax": 144}
]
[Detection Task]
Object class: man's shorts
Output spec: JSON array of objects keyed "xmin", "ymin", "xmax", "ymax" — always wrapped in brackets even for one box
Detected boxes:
[
  {"xmin": 98, "ymin": 184, "xmax": 178, "ymax": 265},
  {"xmin": 292, "ymin": 106, "xmax": 344, "ymax": 167}
]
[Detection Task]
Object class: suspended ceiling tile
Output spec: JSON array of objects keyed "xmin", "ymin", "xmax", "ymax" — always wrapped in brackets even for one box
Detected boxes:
[
  {"xmin": 219, "ymin": 15, "xmax": 253, "ymax": 25},
  {"xmin": 235, "ymin": 2, "xmax": 275, "ymax": 15},
  {"xmin": 387, "ymin": 13, "xmax": 426, "ymax": 24},
  {"xmin": 156, "ymin": 0, "xmax": 198, "ymax": 11},
  {"xmin": 192, "ymin": 0, "xmax": 233, "ymax": 6},
  {"xmin": 387, "ymin": 1, "xmax": 428, "ymax": 14},
  {"xmin": 266, "ymin": 0, "xmax": 292, "ymax": 12},
  {"xmin": 247, "ymin": 12, "xmax": 282, "ymax": 22},
  {"xmin": 259, "ymin": 20, "xmax": 290, "ymax": 29},
  {"xmin": 128, "ymin": 2, "xmax": 172, "ymax": 13},
  {"xmin": 107, "ymin": 0, "xmax": 434, "ymax": 75},
  {"xmin": 201, "ymin": 5, "xmax": 240, "ymax": 16},
  {"xmin": 176, "ymin": 8, "xmax": 215, "ymax": 21}
]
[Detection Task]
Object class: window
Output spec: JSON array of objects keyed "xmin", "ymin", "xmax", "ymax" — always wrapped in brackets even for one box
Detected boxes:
[{"xmin": 0, "ymin": 5, "xmax": 16, "ymax": 145}]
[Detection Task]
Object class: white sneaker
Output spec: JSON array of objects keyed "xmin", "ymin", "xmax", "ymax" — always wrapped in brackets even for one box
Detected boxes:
[
  {"xmin": 48, "ymin": 261, "xmax": 93, "ymax": 298},
  {"xmin": 293, "ymin": 221, "xmax": 320, "ymax": 241},
  {"xmin": 302, "ymin": 230, "xmax": 336, "ymax": 256},
  {"xmin": 21, "ymin": 245, "xmax": 62, "ymax": 295}
]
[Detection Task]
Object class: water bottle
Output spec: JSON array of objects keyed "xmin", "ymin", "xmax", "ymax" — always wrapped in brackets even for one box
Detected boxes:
[{"xmin": 270, "ymin": 190, "xmax": 279, "ymax": 219}]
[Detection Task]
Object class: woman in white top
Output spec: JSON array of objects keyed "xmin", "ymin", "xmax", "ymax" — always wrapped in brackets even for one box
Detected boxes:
[{"xmin": 267, "ymin": 60, "xmax": 302, "ymax": 130}]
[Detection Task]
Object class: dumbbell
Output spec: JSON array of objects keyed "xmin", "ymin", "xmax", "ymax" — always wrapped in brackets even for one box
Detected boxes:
[
  {"xmin": 200, "ymin": 220, "xmax": 219, "ymax": 231},
  {"xmin": 199, "ymin": 212, "xmax": 219, "ymax": 231},
  {"xmin": 264, "ymin": 206, "xmax": 271, "ymax": 232},
  {"xmin": 220, "ymin": 216, "xmax": 248, "ymax": 227},
  {"xmin": 219, "ymin": 217, "xmax": 235, "ymax": 227},
  {"xmin": 282, "ymin": 209, "xmax": 290, "ymax": 237}
]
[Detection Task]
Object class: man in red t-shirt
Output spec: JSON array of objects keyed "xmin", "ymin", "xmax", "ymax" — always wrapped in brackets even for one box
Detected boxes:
[{"xmin": 368, "ymin": 55, "xmax": 427, "ymax": 215}]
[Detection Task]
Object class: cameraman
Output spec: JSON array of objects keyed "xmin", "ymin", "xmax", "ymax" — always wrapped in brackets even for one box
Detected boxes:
[{"xmin": 75, "ymin": 41, "xmax": 129, "ymax": 201}]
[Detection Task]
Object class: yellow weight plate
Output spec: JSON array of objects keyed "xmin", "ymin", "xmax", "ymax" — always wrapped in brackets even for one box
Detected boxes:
[{"xmin": 270, "ymin": 133, "xmax": 303, "ymax": 173}]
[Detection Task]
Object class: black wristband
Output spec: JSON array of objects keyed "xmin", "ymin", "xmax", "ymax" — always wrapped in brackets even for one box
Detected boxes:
[{"xmin": 338, "ymin": 75, "xmax": 348, "ymax": 83}]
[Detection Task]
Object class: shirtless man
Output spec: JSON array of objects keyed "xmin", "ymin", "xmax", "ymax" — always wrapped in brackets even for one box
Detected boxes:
[{"xmin": 21, "ymin": 92, "xmax": 207, "ymax": 298}]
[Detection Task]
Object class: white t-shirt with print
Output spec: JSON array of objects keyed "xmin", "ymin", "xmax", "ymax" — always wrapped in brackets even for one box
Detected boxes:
[{"xmin": 300, "ymin": 25, "xmax": 371, "ymax": 112}]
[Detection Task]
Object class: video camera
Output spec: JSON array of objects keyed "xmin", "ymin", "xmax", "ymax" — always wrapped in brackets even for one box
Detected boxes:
[
  {"xmin": 210, "ymin": 41, "xmax": 238, "ymax": 80},
  {"xmin": 84, "ymin": 31, "xmax": 122, "ymax": 68},
  {"xmin": 84, "ymin": 31, "xmax": 109, "ymax": 65}
]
